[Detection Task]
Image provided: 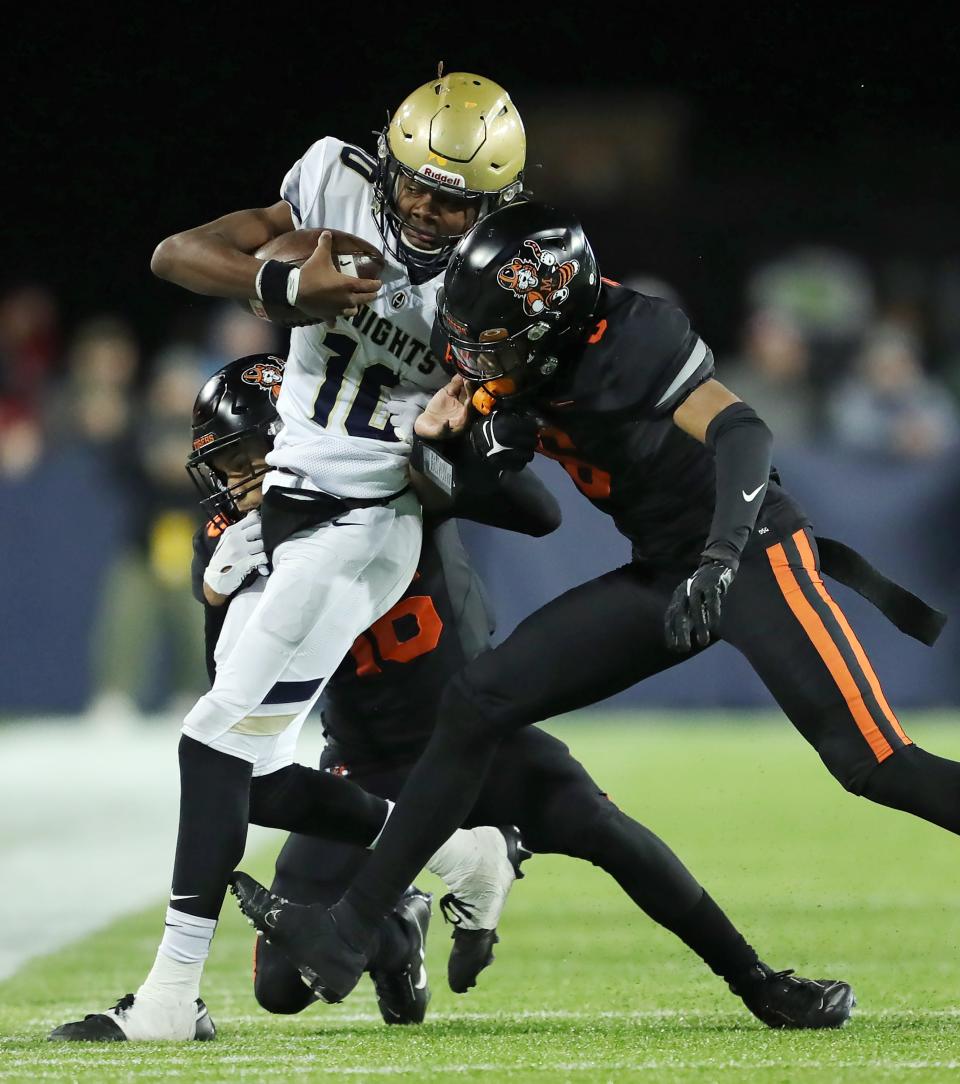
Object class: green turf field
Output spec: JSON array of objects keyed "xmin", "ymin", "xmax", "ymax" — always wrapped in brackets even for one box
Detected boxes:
[{"xmin": 2, "ymin": 712, "xmax": 960, "ymax": 1082}]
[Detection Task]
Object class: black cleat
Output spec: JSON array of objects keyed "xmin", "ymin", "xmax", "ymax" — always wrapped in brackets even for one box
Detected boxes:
[
  {"xmin": 730, "ymin": 962, "xmax": 856, "ymax": 1029},
  {"xmin": 445, "ymin": 925, "xmax": 500, "ymax": 994},
  {"xmin": 48, "ymin": 994, "xmax": 215, "ymax": 1041},
  {"xmin": 230, "ymin": 871, "xmax": 366, "ymax": 1004},
  {"xmin": 370, "ymin": 888, "xmax": 432, "ymax": 1025},
  {"xmin": 441, "ymin": 824, "xmax": 531, "ymax": 994}
]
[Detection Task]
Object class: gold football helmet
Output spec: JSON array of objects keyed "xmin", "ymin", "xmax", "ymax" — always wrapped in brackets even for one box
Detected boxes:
[{"xmin": 374, "ymin": 71, "xmax": 526, "ymax": 277}]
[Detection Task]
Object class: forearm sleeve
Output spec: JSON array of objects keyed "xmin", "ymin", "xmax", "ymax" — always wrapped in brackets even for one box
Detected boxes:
[
  {"xmin": 447, "ymin": 464, "xmax": 562, "ymax": 537},
  {"xmin": 702, "ymin": 402, "xmax": 773, "ymax": 570}
]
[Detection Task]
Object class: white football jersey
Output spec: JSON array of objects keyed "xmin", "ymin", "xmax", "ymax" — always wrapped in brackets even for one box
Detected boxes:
[{"xmin": 264, "ymin": 137, "xmax": 448, "ymax": 498}]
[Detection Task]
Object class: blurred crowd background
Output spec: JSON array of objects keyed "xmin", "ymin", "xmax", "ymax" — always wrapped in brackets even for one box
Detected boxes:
[
  {"xmin": 5, "ymin": 235, "xmax": 960, "ymax": 716},
  {"xmin": 4, "ymin": 14, "xmax": 960, "ymax": 717}
]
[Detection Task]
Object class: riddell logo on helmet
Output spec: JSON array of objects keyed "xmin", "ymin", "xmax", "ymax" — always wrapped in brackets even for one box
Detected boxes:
[{"xmin": 418, "ymin": 164, "xmax": 466, "ymax": 189}]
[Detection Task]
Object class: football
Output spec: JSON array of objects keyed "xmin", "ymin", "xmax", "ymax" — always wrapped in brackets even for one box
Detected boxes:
[{"xmin": 245, "ymin": 228, "xmax": 385, "ymax": 327}]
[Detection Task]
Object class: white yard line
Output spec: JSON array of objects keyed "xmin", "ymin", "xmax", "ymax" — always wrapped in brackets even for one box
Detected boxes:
[
  {"xmin": 0, "ymin": 715, "xmax": 326, "ymax": 980},
  {"xmin": 5, "ymin": 1056, "xmax": 960, "ymax": 1075}
]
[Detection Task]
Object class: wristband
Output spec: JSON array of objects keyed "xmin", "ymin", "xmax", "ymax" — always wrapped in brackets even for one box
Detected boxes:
[
  {"xmin": 255, "ymin": 260, "xmax": 294, "ymax": 305},
  {"xmin": 285, "ymin": 266, "xmax": 301, "ymax": 306}
]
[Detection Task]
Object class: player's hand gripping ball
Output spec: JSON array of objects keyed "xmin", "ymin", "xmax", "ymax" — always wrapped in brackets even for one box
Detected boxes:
[
  {"xmin": 664, "ymin": 559, "xmax": 736, "ymax": 653},
  {"xmin": 245, "ymin": 228, "xmax": 384, "ymax": 327}
]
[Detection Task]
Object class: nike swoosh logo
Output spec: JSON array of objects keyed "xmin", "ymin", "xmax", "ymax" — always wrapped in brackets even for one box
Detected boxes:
[
  {"xmin": 414, "ymin": 965, "xmax": 428, "ymax": 990},
  {"xmin": 742, "ymin": 485, "xmax": 764, "ymax": 502},
  {"xmin": 170, "ymin": 894, "xmax": 199, "ymax": 901}
]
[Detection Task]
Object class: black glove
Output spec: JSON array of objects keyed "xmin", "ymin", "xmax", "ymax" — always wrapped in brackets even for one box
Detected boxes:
[
  {"xmin": 468, "ymin": 410, "xmax": 538, "ymax": 472},
  {"xmin": 664, "ymin": 559, "xmax": 736, "ymax": 653}
]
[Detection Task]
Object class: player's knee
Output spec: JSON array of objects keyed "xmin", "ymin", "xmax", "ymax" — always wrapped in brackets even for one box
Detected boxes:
[
  {"xmin": 859, "ymin": 743, "xmax": 922, "ymax": 805},
  {"xmin": 437, "ymin": 673, "xmax": 516, "ymax": 746},
  {"xmin": 809, "ymin": 731, "xmax": 882, "ymax": 795},
  {"xmin": 575, "ymin": 789, "xmax": 627, "ymax": 860},
  {"xmin": 529, "ymin": 781, "xmax": 617, "ymax": 858},
  {"xmin": 248, "ymin": 766, "xmax": 289, "ymax": 826},
  {"xmin": 253, "ymin": 938, "xmax": 316, "ymax": 1015}
]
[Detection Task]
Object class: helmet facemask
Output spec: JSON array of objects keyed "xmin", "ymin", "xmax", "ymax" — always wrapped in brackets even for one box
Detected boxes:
[
  {"xmin": 374, "ymin": 137, "xmax": 517, "ymax": 281},
  {"xmin": 186, "ymin": 426, "xmax": 277, "ymax": 525},
  {"xmin": 439, "ymin": 291, "xmax": 566, "ymax": 395}
]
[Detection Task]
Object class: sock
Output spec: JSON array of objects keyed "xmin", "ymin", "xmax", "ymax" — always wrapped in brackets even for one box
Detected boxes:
[
  {"xmin": 137, "ymin": 945, "xmax": 206, "ymax": 1004},
  {"xmin": 159, "ymin": 907, "xmax": 218, "ymax": 964}
]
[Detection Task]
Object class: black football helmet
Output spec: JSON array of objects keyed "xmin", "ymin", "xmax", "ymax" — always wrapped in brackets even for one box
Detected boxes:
[
  {"xmin": 186, "ymin": 354, "xmax": 284, "ymax": 523},
  {"xmin": 438, "ymin": 201, "xmax": 600, "ymax": 392}
]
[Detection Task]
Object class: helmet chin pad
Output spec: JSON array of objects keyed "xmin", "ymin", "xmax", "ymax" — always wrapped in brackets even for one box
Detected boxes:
[{"xmin": 471, "ymin": 378, "xmax": 518, "ymax": 415}]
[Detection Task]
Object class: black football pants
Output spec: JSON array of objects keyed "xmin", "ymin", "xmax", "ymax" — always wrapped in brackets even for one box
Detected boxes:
[
  {"xmin": 340, "ymin": 527, "xmax": 960, "ymax": 930},
  {"xmin": 254, "ymin": 727, "xmax": 756, "ymax": 1013}
]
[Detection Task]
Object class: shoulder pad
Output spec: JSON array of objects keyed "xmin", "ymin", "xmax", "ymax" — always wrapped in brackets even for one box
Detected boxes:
[
  {"xmin": 558, "ymin": 286, "xmax": 714, "ymax": 415},
  {"xmin": 280, "ymin": 136, "xmax": 349, "ymax": 228}
]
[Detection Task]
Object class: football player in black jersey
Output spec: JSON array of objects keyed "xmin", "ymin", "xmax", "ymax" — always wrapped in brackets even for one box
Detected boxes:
[
  {"xmin": 228, "ymin": 353, "xmax": 859, "ymax": 1028},
  {"xmin": 232, "ymin": 201, "xmax": 953, "ymax": 1020}
]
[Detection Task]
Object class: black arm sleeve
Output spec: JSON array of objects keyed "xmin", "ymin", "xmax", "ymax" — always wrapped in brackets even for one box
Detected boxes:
[
  {"xmin": 191, "ymin": 529, "xmax": 208, "ymax": 604},
  {"xmin": 414, "ymin": 433, "xmax": 563, "ymax": 537},
  {"xmin": 701, "ymin": 402, "xmax": 773, "ymax": 570},
  {"xmin": 191, "ymin": 525, "xmax": 227, "ymax": 683},
  {"xmin": 445, "ymin": 464, "xmax": 562, "ymax": 538}
]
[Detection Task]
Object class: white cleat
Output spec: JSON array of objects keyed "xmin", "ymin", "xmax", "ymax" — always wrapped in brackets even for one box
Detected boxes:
[
  {"xmin": 48, "ymin": 992, "xmax": 216, "ymax": 1042},
  {"xmin": 439, "ymin": 824, "xmax": 531, "ymax": 993}
]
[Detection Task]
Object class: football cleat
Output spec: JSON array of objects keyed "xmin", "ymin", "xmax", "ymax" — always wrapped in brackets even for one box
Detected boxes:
[
  {"xmin": 48, "ymin": 993, "xmax": 215, "ymax": 1042},
  {"xmin": 369, "ymin": 888, "xmax": 432, "ymax": 1025},
  {"xmin": 230, "ymin": 872, "xmax": 366, "ymax": 1004},
  {"xmin": 729, "ymin": 962, "xmax": 856, "ymax": 1029},
  {"xmin": 440, "ymin": 824, "xmax": 531, "ymax": 993}
]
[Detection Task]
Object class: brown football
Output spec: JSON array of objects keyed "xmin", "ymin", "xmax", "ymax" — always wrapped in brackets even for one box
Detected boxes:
[{"xmin": 245, "ymin": 228, "xmax": 385, "ymax": 327}]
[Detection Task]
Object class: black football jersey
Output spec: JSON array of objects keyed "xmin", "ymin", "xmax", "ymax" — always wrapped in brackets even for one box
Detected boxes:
[
  {"xmin": 191, "ymin": 516, "xmax": 234, "ymax": 683},
  {"xmin": 529, "ymin": 283, "xmax": 806, "ymax": 568},
  {"xmin": 320, "ymin": 519, "xmax": 492, "ymax": 763}
]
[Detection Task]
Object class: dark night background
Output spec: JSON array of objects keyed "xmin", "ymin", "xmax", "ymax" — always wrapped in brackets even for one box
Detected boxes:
[{"xmin": 5, "ymin": 7, "xmax": 960, "ymax": 357}]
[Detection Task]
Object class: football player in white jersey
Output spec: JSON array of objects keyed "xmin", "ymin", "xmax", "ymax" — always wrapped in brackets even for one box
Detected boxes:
[{"xmin": 49, "ymin": 74, "xmax": 527, "ymax": 1042}]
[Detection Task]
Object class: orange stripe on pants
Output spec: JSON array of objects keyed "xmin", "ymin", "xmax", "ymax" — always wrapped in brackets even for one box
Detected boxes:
[
  {"xmin": 792, "ymin": 530, "xmax": 911, "ymax": 747},
  {"xmin": 766, "ymin": 541, "xmax": 895, "ymax": 763}
]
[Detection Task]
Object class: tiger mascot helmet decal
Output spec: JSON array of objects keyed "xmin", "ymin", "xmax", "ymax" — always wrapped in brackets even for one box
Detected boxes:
[
  {"xmin": 497, "ymin": 239, "xmax": 580, "ymax": 317},
  {"xmin": 241, "ymin": 358, "xmax": 284, "ymax": 401}
]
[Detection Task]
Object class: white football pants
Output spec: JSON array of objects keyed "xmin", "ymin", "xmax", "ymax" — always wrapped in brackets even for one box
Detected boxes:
[{"xmin": 181, "ymin": 492, "xmax": 422, "ymax": 772}]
